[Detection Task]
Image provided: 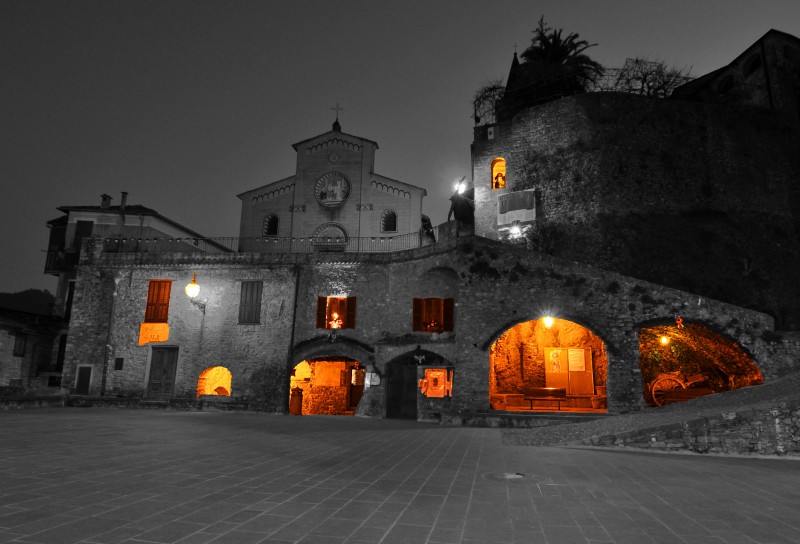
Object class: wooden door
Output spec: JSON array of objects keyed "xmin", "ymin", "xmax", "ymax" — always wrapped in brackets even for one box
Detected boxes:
[
  {"xmin": 147, "ymin": 347, "xmax": 179, "ymax": 398},
  {"xmin": 386, "ymin": 360, "xmax": 417, "ymax": 418}
]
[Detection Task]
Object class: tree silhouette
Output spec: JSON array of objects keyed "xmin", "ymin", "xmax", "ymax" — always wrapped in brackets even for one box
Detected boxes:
[{"xmin": 518, "ymin": 16, "xmax": 604, "ymax": 99}]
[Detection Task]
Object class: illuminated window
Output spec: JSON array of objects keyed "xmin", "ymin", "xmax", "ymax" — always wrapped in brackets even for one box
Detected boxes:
[
  {"xmin": 412, "ymin": 298, "xmax": 454, "ymax": 333},
  {"xmin": 196, "ymin": 366, "xmax": 232, "ymax": 397},
  {"xmin": 381, "ymin": 209, "xmax": 397, "ymax": 232},
  {"xmin": 239, "ymin": 281, "xmax": 263, "ymax": 324},
  {"xmin": 491, "ymin": 158, "xmax": 506, "ymax": 190},
  {"xmin": 13, "ymin": 334, "xmax": 27, "ymax": 357},
  {"xmin": 144, "ymin": 280, "xmax": 171, "ymax": 323},
  {"xmin": 263, "ymin": 214, "xmax": 279, "ymax": 236},
  {"xmin": 316, "ymin": 296, "xmax": 357, "ymax": 329}
]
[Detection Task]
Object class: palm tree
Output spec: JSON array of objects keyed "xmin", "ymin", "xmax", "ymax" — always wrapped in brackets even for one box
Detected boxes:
[{"xmin": 515, "ymin": 17, "xmax": 604, "ymax": 103}]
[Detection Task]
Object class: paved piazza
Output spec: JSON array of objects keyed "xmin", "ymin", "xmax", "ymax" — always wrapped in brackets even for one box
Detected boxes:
[{"xmin": 1, "ymin": 409, "xmax": 798, "ymax": 544}]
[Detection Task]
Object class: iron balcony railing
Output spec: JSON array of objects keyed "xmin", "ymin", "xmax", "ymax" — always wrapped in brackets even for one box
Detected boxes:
[{"xmin": 98, "ymin": 224, "xmax": 442, "ymax": 255}]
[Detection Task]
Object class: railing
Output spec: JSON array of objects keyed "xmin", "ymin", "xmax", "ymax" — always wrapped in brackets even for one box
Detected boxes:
[{"xmin": 98, "ymin": 224, "xmax": 443, "ymax": 256}]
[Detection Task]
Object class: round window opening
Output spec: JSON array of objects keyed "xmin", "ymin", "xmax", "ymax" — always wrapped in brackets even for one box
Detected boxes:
[{"xmin": 314, "ymin": 172, "xmax": 351, "ymax": 208}]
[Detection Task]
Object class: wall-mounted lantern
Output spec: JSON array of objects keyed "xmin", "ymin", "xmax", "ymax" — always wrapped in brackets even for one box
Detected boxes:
[{"xmin": 185, "ymin": 272, "xmax": 206, "ymax": 314}]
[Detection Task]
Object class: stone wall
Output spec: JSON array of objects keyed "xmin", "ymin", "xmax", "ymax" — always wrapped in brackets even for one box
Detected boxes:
[
  {"xmin": 581, "ymin": 401, "xmax": 800, "ymax": 457},
  {"xmin": 61, "ymin": 233, "xmax": 799, "ymax": 417},
  {"xmin": 472, "ymin": 92, "xmax": 800, "ymax": 327}
]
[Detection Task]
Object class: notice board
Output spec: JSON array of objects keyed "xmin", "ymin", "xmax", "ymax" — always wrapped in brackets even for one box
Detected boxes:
[{"xmin": 544, "ymin": 348, "xmax": 594, "ymax": 395}]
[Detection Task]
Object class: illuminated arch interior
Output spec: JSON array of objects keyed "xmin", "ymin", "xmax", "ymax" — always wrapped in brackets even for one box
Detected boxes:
[
  {"xmin": 491, "ymin": 158, "xmax": 507, "ymax": 190},
  {"xmin": 196, "ymin": 366, "xmax": 232, "ymax": 397},
  {"xmin": 289, "ymin": 357, "xmax": 365, "ymax": 415},
  {"xmin": 639, "ymin": 323, "xmax": 763, "ymax": 407},
  {"xmin": 489, "ymin": 318, "xmax": 608, "ymax": 412}
]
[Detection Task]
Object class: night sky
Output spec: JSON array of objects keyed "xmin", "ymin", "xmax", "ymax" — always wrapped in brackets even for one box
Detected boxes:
[{"xmin": 3, "ymin": 0, "xmax": 800, "ymax": 294}]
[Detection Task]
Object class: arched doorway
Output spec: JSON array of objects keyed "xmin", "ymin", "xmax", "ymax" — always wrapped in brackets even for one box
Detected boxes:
[
  {"xmin": 289, "ymin": 357, "xmax": 365, "ymax": 415},
  {"xmin": 489, "ymin": 317, "xmax": 608, "ymax": 412},
  {"xmin": 385, "ymin": 348, "xmax": 451, "ymax": 419},
  {"xmin": 639, "ymin": 322, "xmax": 763, "ymax": 407}
]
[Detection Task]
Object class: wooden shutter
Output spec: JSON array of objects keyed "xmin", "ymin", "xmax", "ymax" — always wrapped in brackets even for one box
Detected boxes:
[
  {"xmin": 345, "ymin": 297, "xmax": 357, "ymax": 329},
  {"xmin": 145, "ymin": 280, "xmax": 171, "ymax": 323},
  {"xmin": 443, "ymin": 298, "xmax": 454, "ymax": 331},
  {"xmin": 316, "ymin": 296, "xmax": 327, "ymax": 328},
  {"xmin": 412, "ymin": 298, "xmax": 422, "ymax": 331},
  {"xmin": 239, "ymin": 281, "xmax": 263, "ymax": 323}
]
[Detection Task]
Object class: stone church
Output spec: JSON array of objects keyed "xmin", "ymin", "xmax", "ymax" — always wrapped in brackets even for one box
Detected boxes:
[{"xmin": 30, "ymin": 30, "xmax": 800, "ymax": 422}]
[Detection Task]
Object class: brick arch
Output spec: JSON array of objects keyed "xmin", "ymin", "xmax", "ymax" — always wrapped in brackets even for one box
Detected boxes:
[
  {"xmin": 488, "ymin": 317, "xmax": 610, "ymax": 412},
  {"xmin": 291, "ymin": 336, "xmax": 375, "ymax": 371},
  {"xmin": 636, "ymin": 318, "xmax": 764, "ymax": 407},
  {"xmin": 414, "ymin": 266, "xmax": 459, "ymax": 300},
  {"xmin": 480, "ymin": 312, "xmax": 613, "ymax": 353}
]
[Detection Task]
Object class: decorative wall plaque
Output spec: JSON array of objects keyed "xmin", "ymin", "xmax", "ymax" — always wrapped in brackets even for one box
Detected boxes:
[
  {"xmin": 314, "ymin": 172, "xmax": 351, "ymax": 207},
  {"xmin": 328, "ymin": 153, "xmax": 339, "ymax": 164}
]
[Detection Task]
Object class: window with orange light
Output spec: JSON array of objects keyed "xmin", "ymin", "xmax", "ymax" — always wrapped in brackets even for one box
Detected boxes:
[
  {"xmin": 144, "ymin": 280, "xmax": 171, "ymax": 323},
  {"xmin": 316, "ymin": 296, "xmax": 357, "ymax": 329},
  {"xmin": 491, "ymin": 158, "xmax": 506, "ymax": 190},
  {"xmin": 412, "ymin": 298, "xmax": 454, "ymax": 333}
]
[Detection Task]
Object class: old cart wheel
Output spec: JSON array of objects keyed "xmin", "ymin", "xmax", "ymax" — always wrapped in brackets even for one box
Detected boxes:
[{"xmin": 651, "ymin": 376, "xmax": 685, "ymax": 407}]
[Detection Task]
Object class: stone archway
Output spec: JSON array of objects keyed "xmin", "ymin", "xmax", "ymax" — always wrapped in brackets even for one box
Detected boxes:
[
  {"xmin": 638, "ymin": 321, "xmax": 763, "ymax": 407},
  {"xmin": 289, "ymin": 357, "xmax": 365, "ymax": 416},
  {"xmin": 289, "ymin": 336, "xmax": 375, "ymax": 416},
  {"xmin": 489, "ymin": 317, "xmax": 609, "ymax": 412}
]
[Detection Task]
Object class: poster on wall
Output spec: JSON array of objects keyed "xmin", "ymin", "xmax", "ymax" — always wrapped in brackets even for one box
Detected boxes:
[
  {"xmin": 544, "ymin": 347, "xmax": 594, "ymax": 395},
  {"xmin": 543, "ymin": 348, "xmax": 569, "ymax": 391}
]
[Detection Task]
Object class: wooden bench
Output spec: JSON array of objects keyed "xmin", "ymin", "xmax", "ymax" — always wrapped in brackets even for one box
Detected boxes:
[{"xmin": 523, "ymin": 387, "xmax": 567, "ymax": 410}]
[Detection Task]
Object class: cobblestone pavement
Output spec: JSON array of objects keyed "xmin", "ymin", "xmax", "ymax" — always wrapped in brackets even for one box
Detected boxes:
[{"xmin": 1, "ymin": 409, "xmax": 799, "ymax": 544}]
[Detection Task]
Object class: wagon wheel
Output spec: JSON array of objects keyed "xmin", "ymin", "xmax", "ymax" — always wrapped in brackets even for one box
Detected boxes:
[{"xmin": 651, "ymin": 376, "xmax": 686, "ymax": 407}]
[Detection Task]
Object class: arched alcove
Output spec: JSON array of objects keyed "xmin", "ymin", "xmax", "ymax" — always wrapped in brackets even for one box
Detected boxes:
[
  {"xmin": 489, "ymin": 317, "xmax": 608, "ymax": 412},
  {"xmin": 639, "ymin": 322, "xmax": 763, "ymax": 407},
  {"xmin": 289, "ymin": 357, "xmax": 364, "ymax": 415},
  {"xmin": 491, "ymin": 157, "xmax": 507, "ymax": 189},
  {"xmin": 196, "ymin": 366, "xmax": 232, "ymax": 398}
]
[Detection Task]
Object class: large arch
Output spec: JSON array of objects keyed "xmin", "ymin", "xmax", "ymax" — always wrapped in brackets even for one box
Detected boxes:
[
  {"xmin": 289, "ymin": 357, "xmax": 365, "ymax": 416},
  {"xmin": 489, "ymin": 317, "xmax": 609, "ymax": 412},
  {"xmin": 638, "ymin": 320, "xmax": 763, "ymax": 407},
  {"xmin": 288, "ymin": 336, "xmax": 375, "ymax": 416}
]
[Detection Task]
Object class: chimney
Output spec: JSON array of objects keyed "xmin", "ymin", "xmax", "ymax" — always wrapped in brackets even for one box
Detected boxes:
[
  {"xmin": 101, "ymin": 194, "xmax": 112, "ymax": 208},
  {"xmin": 120, "ymin": 191, "xmax": 128, "ymax": 211}
]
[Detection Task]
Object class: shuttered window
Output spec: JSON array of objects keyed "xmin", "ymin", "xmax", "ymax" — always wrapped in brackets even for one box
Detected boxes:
[
  {"xmin": 316, "ymin": 296, "xmax": 357, "ymax": 329},
  {"xmin": 412, "ymin": 298, "xmax": 454, "ymax": 333},
  {"xmin": 239, "ymin": 281, "xmax": 263, "ymax": 324},
  {"xmin": 144, "ymin": 280, "xmax": 171, "ymax": 323}
]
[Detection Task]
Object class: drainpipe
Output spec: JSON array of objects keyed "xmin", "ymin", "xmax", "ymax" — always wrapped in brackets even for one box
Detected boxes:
[{"xmin": 286, "ymin": 265, "xmax": 302, "ymax": 412}]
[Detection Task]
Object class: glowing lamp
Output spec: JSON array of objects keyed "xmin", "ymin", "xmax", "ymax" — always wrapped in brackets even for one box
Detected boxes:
[
  {"xmin": 543, "ymin": 316, "xmax": 554, "ymax": 328},
  {"xmin": 660, "ymin": 336, "xmax": 669, "ymax": 345},
  {"xmin": 509, "ymin": 225, "xmax": 522, "ymax": 237},
  {"xmin": 185, "ymin": 272, "xmax": 200, "ymax": 298}
]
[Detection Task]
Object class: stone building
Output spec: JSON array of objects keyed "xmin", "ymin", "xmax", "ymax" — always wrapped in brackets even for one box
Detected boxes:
[
  {"xmin": 44, "ymin": 33, "xmax": 800, "ymax": 421},
  {"xmin": 236, "ymin": 119, "xmax": 426, "ymax": 249},
  {"xmin": 473, "ymin": 29, "xmax": 800, "ymax": 329}
]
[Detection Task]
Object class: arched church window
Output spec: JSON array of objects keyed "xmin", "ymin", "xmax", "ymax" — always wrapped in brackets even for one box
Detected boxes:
[
  {"xmin": 491, "ymin": 158, "xmax": 506, "ymax": 190},
  {"xmin": 381, "ymin": 209, "xmax": 397, "ymax": 232},
  {"xmin": 263, "ymin": 214, "xmax": 279, "ymax": 236}
]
